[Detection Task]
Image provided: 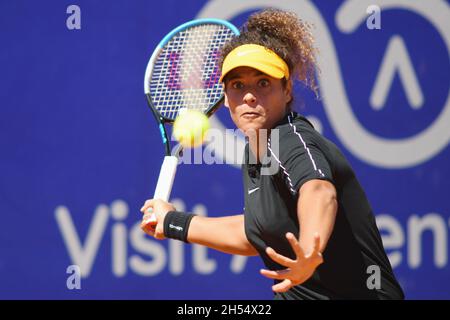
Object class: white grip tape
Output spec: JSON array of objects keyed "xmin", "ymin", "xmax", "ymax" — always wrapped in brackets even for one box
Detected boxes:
[
  {"xmin": 153, "ymin": 156, "xmax": 178, "ymax": 201},
  {"xmin": 145, "ymin": 156, "xmax": 178, "ymax": 224}
]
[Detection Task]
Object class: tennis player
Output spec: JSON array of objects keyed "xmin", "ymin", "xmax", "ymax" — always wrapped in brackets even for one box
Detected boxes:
[{"xmin": 141, "ymin": 9, "xmax": 404, "ymax": 300}]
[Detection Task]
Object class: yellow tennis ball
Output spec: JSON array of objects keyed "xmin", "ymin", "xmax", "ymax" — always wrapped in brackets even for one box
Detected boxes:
[{"xmin": 173, "ymin": 109, "xmax": 210, "ymax": 148}]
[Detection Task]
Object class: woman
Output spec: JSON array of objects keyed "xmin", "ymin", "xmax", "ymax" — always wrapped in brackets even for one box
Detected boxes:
[{"xmin": 140, "ymin": 9, "xmax": 404, "ymax": 300}]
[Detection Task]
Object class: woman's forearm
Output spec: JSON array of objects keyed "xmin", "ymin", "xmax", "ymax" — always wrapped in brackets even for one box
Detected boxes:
[
  {"xmin": 187, "ymin": 214, "xmax": 258, "ymax": 256},
  {"xmin": 297, "ymin": 180, "xmax": 337, "ymax": 255}
]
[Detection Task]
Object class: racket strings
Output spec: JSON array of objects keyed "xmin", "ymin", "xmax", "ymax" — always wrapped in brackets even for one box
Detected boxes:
[{"xmin": 149, "ymin": 24, "xmax": 235, "ymax": 121}]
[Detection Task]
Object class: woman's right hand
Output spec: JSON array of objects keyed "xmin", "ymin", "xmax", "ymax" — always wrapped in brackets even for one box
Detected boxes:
[{"xmin": 140, "ymin": 199, "xmax": 176, "ymax": 239}]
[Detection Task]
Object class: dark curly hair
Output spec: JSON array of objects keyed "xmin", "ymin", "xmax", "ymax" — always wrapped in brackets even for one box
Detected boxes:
[{"xmin": 220, "ymin": 9, "xmax": 319, "ymax": 98}]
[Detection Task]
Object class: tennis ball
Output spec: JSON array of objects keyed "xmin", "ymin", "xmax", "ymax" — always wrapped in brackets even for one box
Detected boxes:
[{"xmin": 173, "ymin": 109, "xmax": 210, "ymax": 148}]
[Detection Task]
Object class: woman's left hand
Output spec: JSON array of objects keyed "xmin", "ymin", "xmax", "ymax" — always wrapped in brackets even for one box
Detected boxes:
[{"xmin": 260, "ymin": 232, "xmax": 323, "ymax": 293}]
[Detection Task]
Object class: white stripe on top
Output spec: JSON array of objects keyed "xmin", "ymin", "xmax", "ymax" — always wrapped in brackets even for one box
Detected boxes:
[
  {"xmin": 267, "ymin": 138, "xmax": 296, "ymax": 194},
  {"xmin": 288, "ymin": 113, "xmax": 325, "ymax": 178}
]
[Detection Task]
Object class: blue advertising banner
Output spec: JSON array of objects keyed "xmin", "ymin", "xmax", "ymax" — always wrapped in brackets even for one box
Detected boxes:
[{"xmin": 0, "ymin": 0, "xmax": 449, "ymax": 299}]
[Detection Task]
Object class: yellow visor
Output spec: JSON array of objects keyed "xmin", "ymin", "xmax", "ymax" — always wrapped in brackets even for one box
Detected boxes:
[{"xmin": 219, "ymin": 44, "xmax": 289, "ymax": 82}]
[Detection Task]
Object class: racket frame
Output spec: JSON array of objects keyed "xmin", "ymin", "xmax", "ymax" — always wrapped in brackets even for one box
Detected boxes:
[{"xmin": 142, "ymin": 19, "xmax": 239, "ymax": 224}]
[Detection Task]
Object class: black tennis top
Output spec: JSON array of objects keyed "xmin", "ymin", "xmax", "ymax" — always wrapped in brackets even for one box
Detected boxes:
[{"xmin": 242, "ymin": 112, "xmax": 404, "ymax": 300}]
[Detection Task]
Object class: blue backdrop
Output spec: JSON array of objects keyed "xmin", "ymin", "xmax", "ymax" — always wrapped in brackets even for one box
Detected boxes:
[{"xmin": 0, "ymin": 0, "xmax": 449, "ymax": 299}]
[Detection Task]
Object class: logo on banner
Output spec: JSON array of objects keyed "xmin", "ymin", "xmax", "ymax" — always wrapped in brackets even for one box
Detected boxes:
[{"xmin": 55, "ymin": 200, "xmax": 248, "ymax": 278}]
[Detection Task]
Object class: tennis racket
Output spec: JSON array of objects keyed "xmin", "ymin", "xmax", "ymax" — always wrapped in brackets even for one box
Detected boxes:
[{"xmin": 142, "ymin": 19, "xmax": 239, "ymax": 227}]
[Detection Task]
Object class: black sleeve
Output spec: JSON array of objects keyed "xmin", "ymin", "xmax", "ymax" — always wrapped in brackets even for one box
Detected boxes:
[{"xmin": 269, "ymin": 128, "xmax": 334, "ymax": 196}]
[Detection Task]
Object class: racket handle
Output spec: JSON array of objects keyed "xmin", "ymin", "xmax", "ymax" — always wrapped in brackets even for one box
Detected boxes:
[
  {"xmin": 153, "ymin": 155, "xmax": 178, "ymax": 201},
  {"xmin": 144, "ymin": 156, "xmax": 179, "ymax": 227}
]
